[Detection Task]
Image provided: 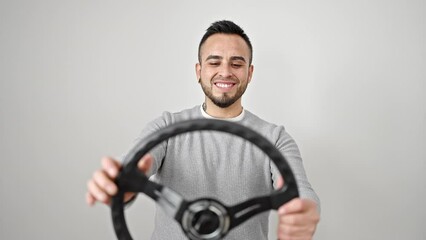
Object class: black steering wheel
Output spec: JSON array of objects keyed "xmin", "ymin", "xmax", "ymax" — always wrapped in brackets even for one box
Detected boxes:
[{"xmin": 111, "ymin": 119, "xmax": 299, "ymax": 240}]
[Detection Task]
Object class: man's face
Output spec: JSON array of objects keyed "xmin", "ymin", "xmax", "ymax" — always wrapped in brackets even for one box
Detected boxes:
[{"xmin": 196, "ymin": 33, "xmax": 253, "ymax": 108}]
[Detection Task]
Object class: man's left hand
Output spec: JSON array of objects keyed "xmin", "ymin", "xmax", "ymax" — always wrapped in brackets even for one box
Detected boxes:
[{"xmin": 277, "ymin": 198, "xmax": 320, "ymax": 240}]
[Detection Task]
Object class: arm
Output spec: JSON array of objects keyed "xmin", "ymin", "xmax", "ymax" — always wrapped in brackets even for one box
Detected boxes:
[{"xmin": 271, "ymin": 128, "xmax": 320, "ymax": 239}]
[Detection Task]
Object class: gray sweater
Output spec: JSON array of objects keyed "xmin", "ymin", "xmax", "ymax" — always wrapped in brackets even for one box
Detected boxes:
[{"xmin": 124, "ymin": 105, "xmax": 319, "ymax": 240}]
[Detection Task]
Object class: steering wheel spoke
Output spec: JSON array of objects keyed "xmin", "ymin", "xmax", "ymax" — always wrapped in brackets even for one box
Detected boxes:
[{"xmin": 228, "ymin": 195, "xmax": 272, "ymax": 230}]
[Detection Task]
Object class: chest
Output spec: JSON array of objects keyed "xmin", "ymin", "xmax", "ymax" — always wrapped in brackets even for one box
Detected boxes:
[{"xmin": 157, "ymin": 132, "xmax": 274, "ymax": 204}]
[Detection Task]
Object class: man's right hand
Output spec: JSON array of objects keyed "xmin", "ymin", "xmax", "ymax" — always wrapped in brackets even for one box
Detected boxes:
[{"xmin": 85, "ymin": 154, "xmax": 153, "ymax": 206}]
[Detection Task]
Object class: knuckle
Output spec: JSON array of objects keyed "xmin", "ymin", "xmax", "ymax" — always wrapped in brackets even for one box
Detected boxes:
[
  {"xmin": 101, "ymin": 156, "xmax": 111, "ymax": 163},
  {"xmin": 313, "ymin": 215, "xmax": 320, "ymax": 223},
  {"xmin": 296, "ymin": 200, "xmax": 304, "ymax": 210},
  {"xmin": 287, "ymin": 216, "xmax": 297, "ymax": 225},
  {"xmin": 93, "ymin": 170, "xmax": 107, "ymax": 183},
  {"xmin": 88, "ymin": 179, "xmax": 98, "ymax": 193},
  {"xmin": 95, "ymin": 189, "xmax": 107, "ymax": 200},
  {"xmin": 101, "ymin": 157, "xmax": 113, "ymax": 170},
  {"xmin": 285, "ymin": 226, "xmax": 296, "ymax": 235}
]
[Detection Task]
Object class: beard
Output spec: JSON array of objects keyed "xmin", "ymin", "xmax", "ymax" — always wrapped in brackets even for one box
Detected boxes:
[{"xmin": 200, "ymin": 78, "xmax": 248, "ymax": 108}]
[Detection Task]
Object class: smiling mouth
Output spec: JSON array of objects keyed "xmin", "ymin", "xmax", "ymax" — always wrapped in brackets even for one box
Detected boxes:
[{"xmin": 214, "ymin": 82, "xmax": 236, "ymax": 89}]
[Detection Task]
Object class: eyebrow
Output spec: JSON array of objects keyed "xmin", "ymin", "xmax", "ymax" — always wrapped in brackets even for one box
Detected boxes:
[
  {"xmin": 205, "ymin": 55, "xmax": 247, "ymax": 63},
  {"xmin": 230, "ymin": 56, "xmax": 246, "ymax": 63}
]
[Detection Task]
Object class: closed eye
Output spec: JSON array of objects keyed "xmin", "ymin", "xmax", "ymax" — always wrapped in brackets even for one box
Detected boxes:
[{"xmin": 209, "ymin": 62, "xmax": 220, "ymax": 66}]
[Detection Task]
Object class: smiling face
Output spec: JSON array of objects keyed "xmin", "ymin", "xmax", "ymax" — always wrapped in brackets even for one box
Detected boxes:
[{"xmin": 196, "ymin": 33, "xmax": 253, "ymax": 109}]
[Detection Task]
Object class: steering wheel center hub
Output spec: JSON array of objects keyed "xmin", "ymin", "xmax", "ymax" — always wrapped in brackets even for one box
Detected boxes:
[{"xmin": 182, "ymin": 200, "xmax": 230, "ymax": 240}]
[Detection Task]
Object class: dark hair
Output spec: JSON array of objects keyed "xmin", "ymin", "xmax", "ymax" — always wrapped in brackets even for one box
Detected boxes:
[{"xmin": 198, "ymin": 20, "xmax": 253, "ymax": 64}]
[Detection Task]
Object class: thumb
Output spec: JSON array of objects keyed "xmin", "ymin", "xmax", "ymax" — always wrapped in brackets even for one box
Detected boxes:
[
  {"xmin": 276, "ymin": 176, "xmax": 284, "ymax": 189},
  {"xmin": 137, "ymin": 154, "xmax": 153, "ymax": 174}
]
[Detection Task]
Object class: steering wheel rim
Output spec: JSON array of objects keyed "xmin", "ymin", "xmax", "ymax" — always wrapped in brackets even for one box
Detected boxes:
[{"xmin": 111, "ymin": 118, "xmax": 299, "ymax": 240}]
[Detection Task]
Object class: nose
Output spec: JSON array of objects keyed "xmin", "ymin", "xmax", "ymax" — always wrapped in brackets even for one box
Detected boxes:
[{"xmin": 218, "ymin": 64, "xmax": 233, "ymax": 78}]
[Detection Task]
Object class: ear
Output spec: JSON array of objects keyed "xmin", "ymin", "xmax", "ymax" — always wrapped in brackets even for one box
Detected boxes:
[
  {"xmin": 195, "ymin": 63, "xmax": 201, "ymax": 83},
  {"xmin": 247, "ymin": 64, "xmax": 254, "ymax": 83}
]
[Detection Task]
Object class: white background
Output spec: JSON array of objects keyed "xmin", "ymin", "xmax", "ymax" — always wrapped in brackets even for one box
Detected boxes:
[{"xmin": 1, "ymin": 0, "xmax": 425, "ymax": 239}]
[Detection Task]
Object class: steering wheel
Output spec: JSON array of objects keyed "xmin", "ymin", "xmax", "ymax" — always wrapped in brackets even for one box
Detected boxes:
[{"xmin": 111, "ymin": 119, "xmax": 299, "ymax": 240}]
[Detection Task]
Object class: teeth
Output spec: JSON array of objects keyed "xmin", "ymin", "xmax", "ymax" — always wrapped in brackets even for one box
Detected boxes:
[{"xmin": 216, "ymin": 83, "xmax": 234, "ymax": 88}]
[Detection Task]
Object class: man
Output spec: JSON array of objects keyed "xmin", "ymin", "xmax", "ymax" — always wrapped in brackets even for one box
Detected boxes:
[{"xmin": 86, "ymin": 20, "xmax": 320, "ymax": 240}]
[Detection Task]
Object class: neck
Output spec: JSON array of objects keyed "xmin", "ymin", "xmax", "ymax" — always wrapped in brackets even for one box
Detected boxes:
[{"xmin": 203, "ymin": 99, "xmax": 243, "ymax": 118}]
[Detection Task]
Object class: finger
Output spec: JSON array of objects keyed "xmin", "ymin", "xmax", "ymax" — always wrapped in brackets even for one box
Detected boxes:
[
  {"xmin": 278, "ymin": 198, "xmax": 309, "ymax": 215},
  {"xmin": 124, "ymin": 192, "xmax": 137, "ymax": 203},
  {"xmin": 137, "ymin": 154, "xmax": 153, "ymax": 174},
  {"xmin": 278, "ymin": 214, "xmax": 318, "ymax": 239},
  {"xmin": 279, "ymin": 213, "xmax": 305, "ymax": 226},
  {"xmin": 278, "ymin": 224, "xmax": 306, "ymax": 234},
  {"xmin": 277, "ymin": 232, "xmax": 307, "ymax": 240},
  {"xmin": 276, "ymin": 176, "xmax": 284, "ymax": 189},
  {"xmin": 92, "ymin": 169, "xmax": 118, "ymax": 196},
  {"xmin": 86, "ymin": 192, "xmax": 96, "ymax": 206},
  {"xmin": 87, "ymin": 179, "xmax": 109, "ymax": 204},
  {"xmin": 277, "ymin": 224, "xmax": 308, "ymax": 239},
  {"xmin": 101, "ymin": 156, "xmax": 121, "ymax": 178}
]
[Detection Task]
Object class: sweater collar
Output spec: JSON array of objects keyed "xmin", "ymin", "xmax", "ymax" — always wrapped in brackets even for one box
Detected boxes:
[{"xmin": 199, "ymin": 105, "xmax": 245, "ymax": 122}]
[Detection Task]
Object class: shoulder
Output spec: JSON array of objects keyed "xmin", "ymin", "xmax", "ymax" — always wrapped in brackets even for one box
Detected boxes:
[
  {"xmin": 242, "ymin": 110, "xmax": 285, "ymax": 136},
  {"xmin": 242, "ymin": 110, "xmax": 296, "ymax": 149},
  {"xmin": 146, "ymin": 105, "xmax": 202, "ymax": 131},
  {"xmin": 130, "ymin": 105, "xmax": 202, "ymax": 155}
]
